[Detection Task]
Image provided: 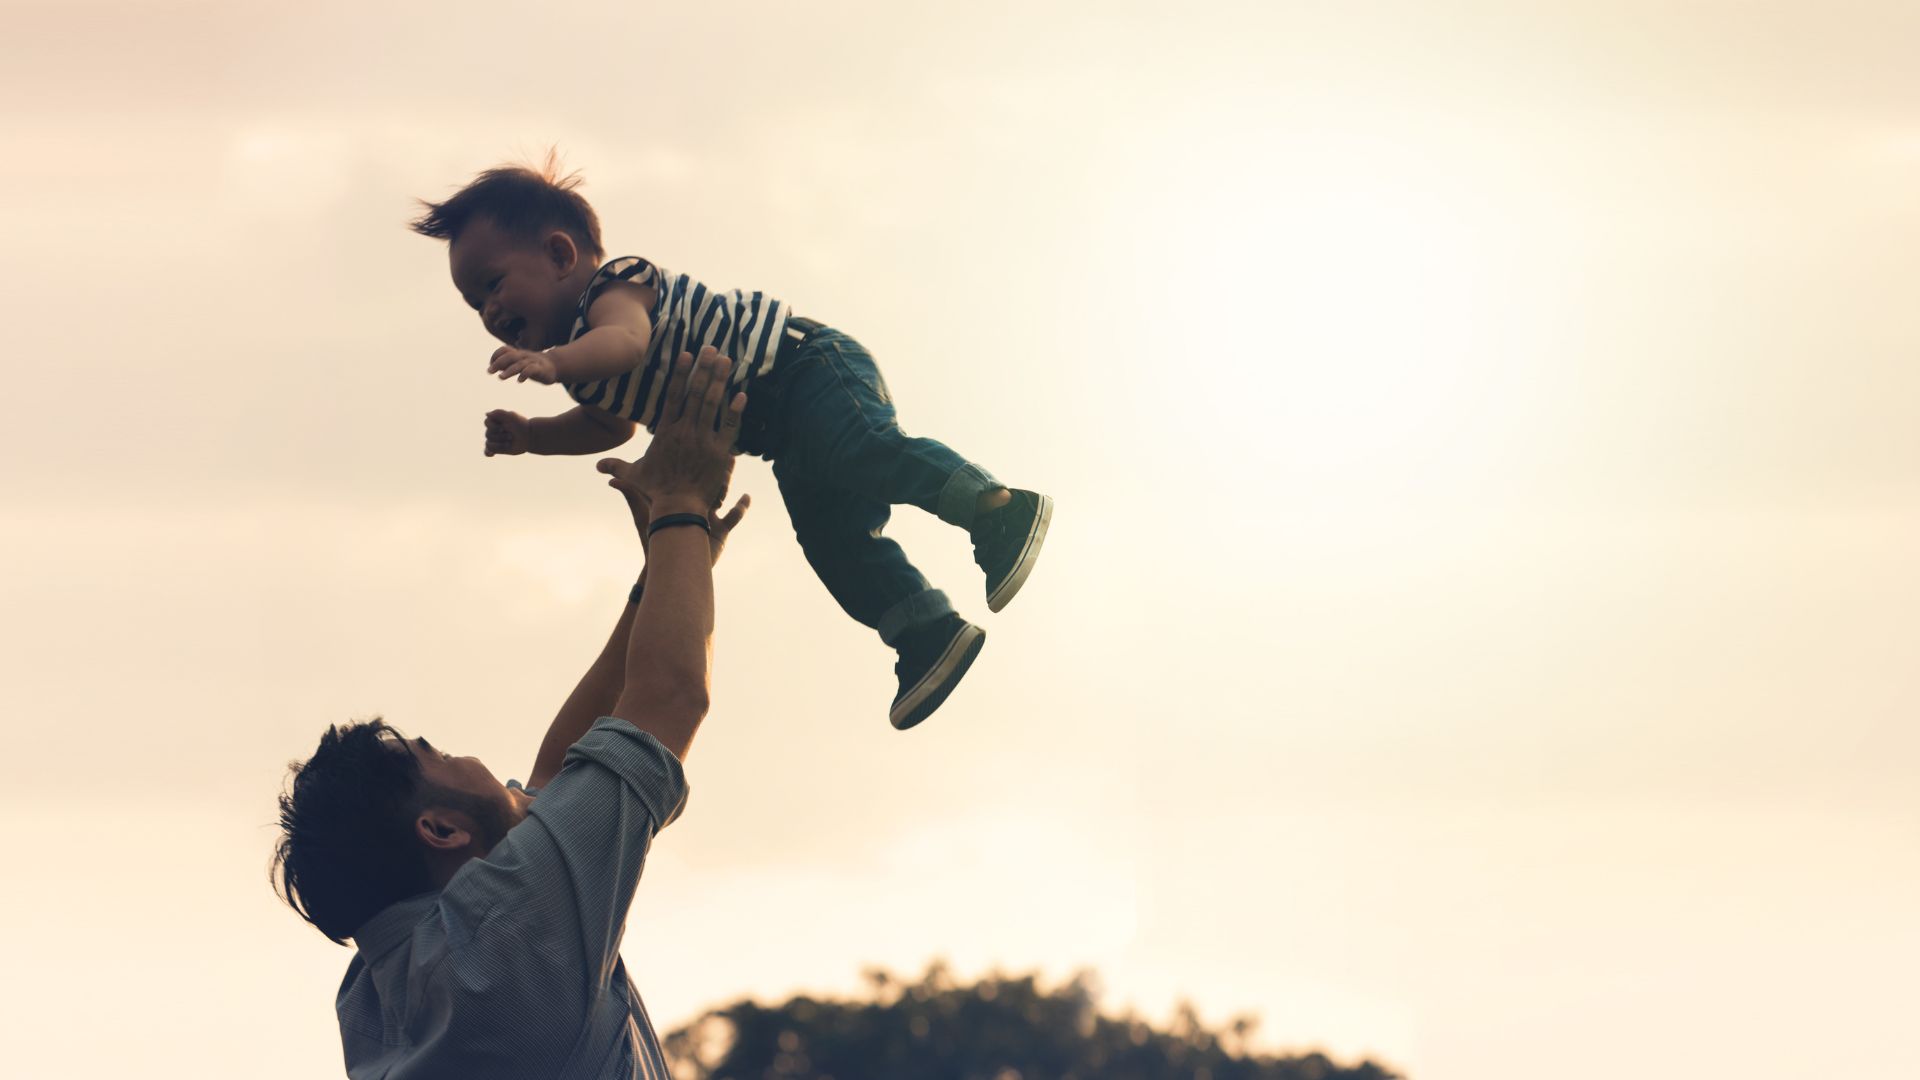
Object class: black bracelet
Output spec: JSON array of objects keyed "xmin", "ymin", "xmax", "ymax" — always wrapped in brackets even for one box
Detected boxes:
[
  {"xmin": 628, "ymin": 581, "xmax": 645, "ymax": 605},
  {"xmin": 647, "ymin": 512, "xmax": 712, "ymax": 537}
]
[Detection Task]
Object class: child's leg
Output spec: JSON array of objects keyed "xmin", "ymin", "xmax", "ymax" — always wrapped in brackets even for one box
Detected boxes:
[
  {"xmin": 772, "ymin": 331, "xmax": 1005, "ymax": 529},
  {"xmin": 771, "ymin": 456, "xmax": 954, "ymax": 645},
  {"xmin": 773, "ymin": 455, "xmax": 987, "ymax": 729},
  {"xmin": 768, "ymin": 326, "xmax": 1052, "ymax": 617}
]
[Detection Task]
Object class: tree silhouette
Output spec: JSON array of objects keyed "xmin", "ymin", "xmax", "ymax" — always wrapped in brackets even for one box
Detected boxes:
[{"xmin": 664, "ymin": 962, "xmax": 1403, "ymax": 1080}]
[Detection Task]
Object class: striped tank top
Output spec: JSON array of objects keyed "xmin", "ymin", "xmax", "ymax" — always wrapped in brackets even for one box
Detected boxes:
[{"xmin": 562, "ymin": 256, "xmax": 791, "ymax": 428}]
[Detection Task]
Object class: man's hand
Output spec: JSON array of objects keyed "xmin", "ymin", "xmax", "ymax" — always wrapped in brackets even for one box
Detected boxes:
[
  {"xmin": 596, "ymin": 348, "xmax": 743, "ymax": 515},
  {"xmin": 489, "ymin": 346, "xmax": 560, "ymax": 384},
  {"xmin": 608, "ymin": 480, "xmax": 753, "ymax": 565},
  {"xmin": 484, "ymin": 409, "xmax": 533, "ymax": 456},
  {"xmin": 597, "ymin": 348, "xmax": 743, "ymax": 762},
  {"xmin": 703, "ymin": 496, "xmax": 751, "ymax": 564}
]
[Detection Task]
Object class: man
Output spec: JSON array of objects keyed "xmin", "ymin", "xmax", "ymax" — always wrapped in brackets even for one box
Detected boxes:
[{"xmin": 273, "ymin": 349, "xmax": 749, "ymax": 1079}]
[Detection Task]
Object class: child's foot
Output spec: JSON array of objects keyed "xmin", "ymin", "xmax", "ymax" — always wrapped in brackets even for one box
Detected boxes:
[
  {"xmin": 890, "ymin": 614, "xmax": 986, "ymax": 730},
  {"xmin": 970, "ymin": 489, "xmax": 1053, "ymax": 613}
]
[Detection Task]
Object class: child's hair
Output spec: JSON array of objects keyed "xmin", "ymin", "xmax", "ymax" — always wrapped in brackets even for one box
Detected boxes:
[{"xmin": 410, "ymin": 151, "xmax": 604, "ymax": 261}]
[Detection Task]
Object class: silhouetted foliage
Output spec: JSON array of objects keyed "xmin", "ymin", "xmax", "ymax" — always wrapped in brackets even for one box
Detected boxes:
[{"xmin": 664, "ymin": 961, "xmax": 1403, "ymax": 1080}]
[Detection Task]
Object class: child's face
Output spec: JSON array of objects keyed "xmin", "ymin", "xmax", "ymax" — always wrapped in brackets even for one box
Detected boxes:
[{"xmin": 447, "ymin": 217, "xmax": 581, "ymax": 351}]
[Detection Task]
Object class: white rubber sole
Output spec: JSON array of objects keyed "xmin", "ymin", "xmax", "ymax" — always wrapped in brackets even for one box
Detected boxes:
[
  {"xmin": 986, "ymin": 494, "xmax": 1053, "ymax": 613},
  {"xmin": 890, "ymin": 622, "xmax": 986, "ymax": 730}
]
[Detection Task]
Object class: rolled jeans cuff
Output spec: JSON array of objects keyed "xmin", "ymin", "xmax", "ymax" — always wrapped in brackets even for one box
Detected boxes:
[
  {"xmin": 877, "ymin": 589, "xmax": 955, "ymax": 647},
  {"xmin": 936, "ymin": 463, "xmax": 1003, "ymax": 528}
]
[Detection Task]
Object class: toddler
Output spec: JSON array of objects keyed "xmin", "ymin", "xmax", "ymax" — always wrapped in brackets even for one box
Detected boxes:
[{"xmin": 411, "ymin": 162, "xmax": 1051, "ymax": 730}]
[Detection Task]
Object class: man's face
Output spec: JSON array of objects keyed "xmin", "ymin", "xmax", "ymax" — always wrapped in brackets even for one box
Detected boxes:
[
  {"xmin": 447, "ymin": 217, "xmax": 575, "ymax": 351},
  {"xmin": 400, "ymin": 735, "xmax": 528, "ymax": 850}
]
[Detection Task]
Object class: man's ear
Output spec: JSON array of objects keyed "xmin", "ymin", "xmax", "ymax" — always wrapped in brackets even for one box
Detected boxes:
[
  {"xmin": 414, "ymin": 809, "xmax": 474, "ymax": 853},
  {"xmin": 546, "ymin": 230, "xmax": 581, "ymax": 276}
]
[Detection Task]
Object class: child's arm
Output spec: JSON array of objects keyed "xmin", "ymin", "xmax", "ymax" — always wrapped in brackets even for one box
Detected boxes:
[
  {"xmin": 488, "ymin": 280, "xmax": 656, "ymax": 385},
  {"xmin": 485, "ymin": 406, "xmax": 637, "ymax": 457}
]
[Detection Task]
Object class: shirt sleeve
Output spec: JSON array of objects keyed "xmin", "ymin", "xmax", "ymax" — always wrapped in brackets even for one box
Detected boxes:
[
  {"xmin": 582, "ymin": 256, "xmax": 659, "ymax": 309},
  {"xmin": 438, "ymin": 717, "xmax": 689, "ymax": 999},
  {"xmin": 563, "ymin": 256, "xmax": 662, "ymax": 412}
]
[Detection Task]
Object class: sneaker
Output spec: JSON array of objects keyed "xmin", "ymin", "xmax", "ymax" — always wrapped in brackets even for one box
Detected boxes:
[
  {"xmin": 890, "ymin": 614, "xmax": 986, "ymax": 730},
  {"xmin": 971, "ymin": 489, "xmax": 1053, "ymax": 613}
]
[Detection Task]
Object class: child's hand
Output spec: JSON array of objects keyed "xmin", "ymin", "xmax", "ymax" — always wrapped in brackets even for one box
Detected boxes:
[
  {"xmin": 489, "ymin": 346, "xmax": 559, "ymax": 384},
  {"xmin": 484, "ymin": 409, "xmax": 533, "ymax": 456}
]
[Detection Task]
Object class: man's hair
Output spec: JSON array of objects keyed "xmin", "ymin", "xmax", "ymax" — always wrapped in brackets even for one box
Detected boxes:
[
  {"xmin": 274, "ymin": 720, "xmax": 519, "ymax": 944},
  {"xmin": 272, "ymin": 719, "xmax": 432, "ymax": 944},
  {"xmin": 409, "ymin": 151, "xmax": 604, "ymax": 261}
]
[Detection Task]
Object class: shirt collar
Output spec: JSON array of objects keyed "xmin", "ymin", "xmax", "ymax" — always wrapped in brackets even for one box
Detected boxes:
[{"xmin": 349, "ymin": 891, "xmax": 439, "ymax": 960}]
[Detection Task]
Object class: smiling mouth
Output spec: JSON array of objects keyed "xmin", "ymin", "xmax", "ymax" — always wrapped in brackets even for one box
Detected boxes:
[{"xmin": 503, "ymin": 317, "xmax": 528, "ymax": 346}]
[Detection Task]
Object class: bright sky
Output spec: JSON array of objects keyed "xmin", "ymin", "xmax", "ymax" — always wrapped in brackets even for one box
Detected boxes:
[{"xmin": 3, "ymin": 2, "xmax": 1917, "ymax": 1078}]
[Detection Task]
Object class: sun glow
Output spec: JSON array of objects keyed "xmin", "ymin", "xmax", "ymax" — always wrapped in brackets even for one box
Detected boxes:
[{"xmin": 1117, "ymin": 125, "xmax": 1525, "ymax": 493}]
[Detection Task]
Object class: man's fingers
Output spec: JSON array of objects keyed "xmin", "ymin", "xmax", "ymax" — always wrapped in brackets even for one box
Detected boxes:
[
  {"xmin": 717, "ymin": 390, "xmax": 746, "ymax": 435},
  {"xmin": 674, "ymin": 347, "xmax": 727, "ymax": 426},
  {"xmin": 718, "ymin": 493, "xmax": 750, "ymax": 528},
  {"xmin": 677, "ymin": 348, "xmax": 722, "ymax": 423},
  {"xmin": 657, "ymin": 352, "xmax": 696, "ymax": 422},
  {"xmin": 673, "ymin": 349, "xmax": 733, "ymax": 434},
  {"xmin": 692, "ymin": 352, "xmax": 731, "ymax": 429}
]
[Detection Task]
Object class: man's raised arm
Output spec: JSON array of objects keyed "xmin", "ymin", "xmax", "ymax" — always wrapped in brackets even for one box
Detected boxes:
[
  {"xmin": 596, "ymin": 347, "xmax": 745, "ymax": 762},
  {"xmin": 526, "ymin": 487, "xmax": 748, "ymax": 789}
]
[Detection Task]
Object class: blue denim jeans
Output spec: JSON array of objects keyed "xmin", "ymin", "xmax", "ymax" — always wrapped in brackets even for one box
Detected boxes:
[{"xmin": 739, "ymin": 327, "xmax": 1001, "ymax": 646}]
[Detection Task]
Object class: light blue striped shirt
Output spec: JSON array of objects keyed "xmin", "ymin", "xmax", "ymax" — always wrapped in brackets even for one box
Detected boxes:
[{"xmin": 338, "ymin": 717, "xmax": 688, "ymax": 1079}]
